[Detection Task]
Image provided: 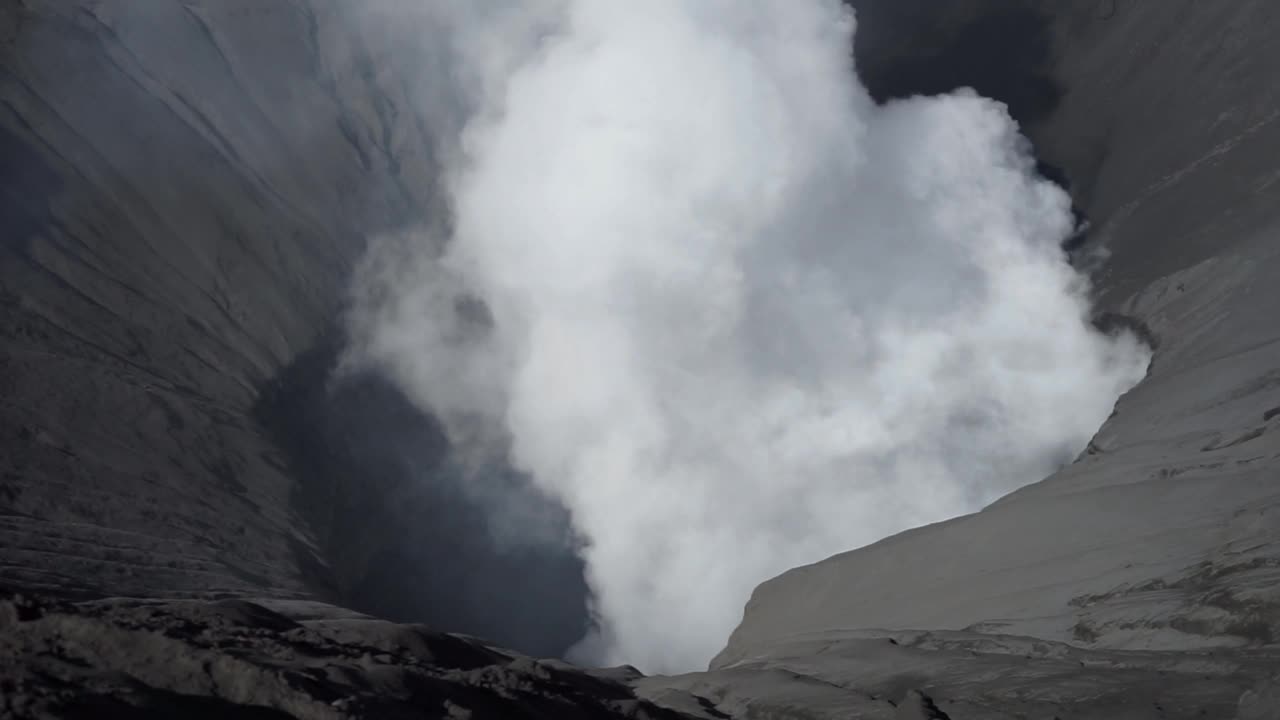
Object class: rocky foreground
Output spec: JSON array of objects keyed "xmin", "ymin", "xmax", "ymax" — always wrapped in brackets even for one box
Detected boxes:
[
  {"xmin": 2, "ymin": 590, "xmax": 1276, "ymax": 719},
  {"xmin": 0, "ymin": 591, "xmax": 696, "ymax": 720}
]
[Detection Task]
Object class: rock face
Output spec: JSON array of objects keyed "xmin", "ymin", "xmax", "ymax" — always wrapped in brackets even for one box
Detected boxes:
[
  {"xmin": 0, "ymin": 0, "xmax": 591, "ymax": 657},
  {"xmin": 2, "ymin": 0, "xmax": 1280, "ymax": 718},
  {"xmin": 1, "ymin": 0, "xmax": 380, "ymax": 602}
]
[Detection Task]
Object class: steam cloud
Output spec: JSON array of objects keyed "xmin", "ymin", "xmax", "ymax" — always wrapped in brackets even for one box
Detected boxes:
[{"xmin": 347, "ymin": 0, "xmax": 1150, "ymax": 672}]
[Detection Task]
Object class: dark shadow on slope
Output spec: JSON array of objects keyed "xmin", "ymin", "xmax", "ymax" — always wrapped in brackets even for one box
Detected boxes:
[
  {"xmin": 256, "ymin": 329, "xmax": 593, "ymax": 659},
  {"xmin": 0, "ymin": 122, "xmax": 60, "ymax": 253}
]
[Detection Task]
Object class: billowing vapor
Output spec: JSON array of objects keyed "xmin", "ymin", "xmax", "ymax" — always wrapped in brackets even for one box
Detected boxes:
[{"xmin": 347, "ymin": 0, "xmax": 1150, "ymax": 672}]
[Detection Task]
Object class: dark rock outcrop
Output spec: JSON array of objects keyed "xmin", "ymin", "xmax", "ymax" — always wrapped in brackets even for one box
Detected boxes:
[
  {"xmin": 894, "ymin": 690, "xmax": 950, "ymax": 720},
  {"xmin": 722, "ymin": 0, "xmax": 1280, "ymax": 660}
]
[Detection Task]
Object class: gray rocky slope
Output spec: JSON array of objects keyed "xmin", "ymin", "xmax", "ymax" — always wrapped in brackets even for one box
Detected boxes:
[
  {"xmin": 2, "ymin": 0, "xmax": 1280, "ymax": 718},
  {"xmin": 695, "ymin": 1, "xmax": 1280, "ymax": 717},
  {"xmin": 0, "ymin": 0, "xmax": 591, "ymax": 658}
]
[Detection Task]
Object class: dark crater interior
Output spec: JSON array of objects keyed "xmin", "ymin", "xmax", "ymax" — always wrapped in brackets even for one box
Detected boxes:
[{"xmin": 256, "ymin": 328, "xmax": 593, "ymax": 658}]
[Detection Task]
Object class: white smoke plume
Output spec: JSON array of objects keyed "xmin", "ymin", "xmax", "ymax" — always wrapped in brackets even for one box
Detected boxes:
[{"xmin": 346, "ymin": 0, "xmax": 1150, "ymax": 672}]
